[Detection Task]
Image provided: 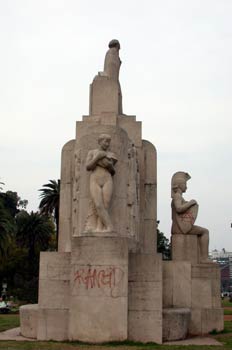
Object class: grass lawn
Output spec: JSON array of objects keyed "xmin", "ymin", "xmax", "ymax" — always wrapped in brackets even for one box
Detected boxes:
[
  {"xmin": 0, "ymin": 314, "xmax": 20, "ymax": 332},
  {"xmin": 0, "ymin": 315, "xmax": 232, "ymax": 350},
  {"xmin": 222, "ymin": 299, "xmax": 232, "ymax": 308}
]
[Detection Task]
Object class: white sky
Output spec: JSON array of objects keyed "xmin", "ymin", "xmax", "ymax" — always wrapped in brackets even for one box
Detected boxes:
[{"xmin": 1, "ymin": 0, "xmax": 231, "ymax": 250}]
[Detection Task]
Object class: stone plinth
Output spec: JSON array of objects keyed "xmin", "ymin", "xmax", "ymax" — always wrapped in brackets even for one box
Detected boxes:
[
  {"xmin": 69, "ymin": 236, "xmax": 128, "ymax": 342},
  {"xmin": 171, "ymin": 234, "xmax": 199, "ymax": 264},
  {"xmin": 90, "ymin": 76, "xmax": 122, "ymax": 116},
  {"xmin": 20, "ymin": 304, "xmax": 38, "ymax": 339},
  {"xmin": 163, "ymin": 308, "xmax": 190, "ymax": 341},
  {"xmin": 128, "ymin": 253, "xmax": 162, "ymax": 344},
  {"xmin": 37, "ymin": 252, "xmax": 71, "ymax": 340},
  {"xmin": 163, "ymin": 260, "xmax": 223, "ymax": 335}
]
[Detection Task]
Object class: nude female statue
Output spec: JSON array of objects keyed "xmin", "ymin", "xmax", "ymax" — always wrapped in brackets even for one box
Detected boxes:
[
  {"xmin": 85, "ymin": 134, "xmax": 117, "ymax": 232},
  {"xmin": 171, "ymin": 171, "xmax": 211, "ymax": 263}
]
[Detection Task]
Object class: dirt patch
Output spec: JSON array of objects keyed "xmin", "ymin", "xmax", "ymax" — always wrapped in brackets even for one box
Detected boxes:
[{"xmin": 224, "ymin": 315, "xmax": 232, "ymax": 321}]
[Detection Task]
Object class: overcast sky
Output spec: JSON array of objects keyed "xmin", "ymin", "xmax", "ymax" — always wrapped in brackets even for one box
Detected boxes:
[{"xmin": 1, "ymin": 0, "xmax": 231, "ymax": 250}]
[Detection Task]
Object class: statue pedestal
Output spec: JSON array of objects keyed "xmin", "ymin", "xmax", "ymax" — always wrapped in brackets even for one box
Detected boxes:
[
  {"xmin": 90, "ymin": 75, "xmax": 122, "ymax": 116},
  {"xmin": 69, "ymin": 236, "xmax": 128, "ymax": 342},
  {"xmin": 163, "ymin": 261, "xmax": 223, "ymax": 336},
  {"xmin": 171, "ymin": 234, "xmax": 200, "ymax": 264}
]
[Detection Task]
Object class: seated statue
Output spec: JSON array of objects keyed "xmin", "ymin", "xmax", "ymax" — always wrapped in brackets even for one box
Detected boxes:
[{"xmin": 171, "ymin": 171, "xmax": 211, "ymax": 263}]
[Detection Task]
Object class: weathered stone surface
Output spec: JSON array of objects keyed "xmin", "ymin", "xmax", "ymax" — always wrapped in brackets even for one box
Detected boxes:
[
  {"xmin": 163, "ymin": 261, "xmax": 173, "ymax": 308},
  {"xmin": 129, "ymin": 310, "xmax": 162, "ymax": 343},
  {"xmin": 163, "ymin": 308, "xmax": 190, "ymax": 341},
  {"xmin": 37, "ymin": 309, "xmax": 69, "ymax": 341},
  {"xmin": 189, "ymin": 308, "xmax": 224, "ymax": 335},
  {"xmin": 118, "ymin": 116, "xmax": 142, "ymax": 147},
  {"xmin": 59, "ymin": 140, "xmax": 75, "ymax": 252},
  {"xmin": 163, "ymin": 261, "xmax": 191, "ymax": 308},
  {"xmin": 128, "ymin": 253, "xmax": 162, "ymax": 344},
  {"xmin": 172, "ymin": 234, "xmax": 199, "ymax": 264},
  {"xmin": 141, "ymin": 140, "xmax": 157, "ymax": 253},
  {"xmin": 38, "ymin": 252, "xmax": 71, "ymax": 309},
  {"xmin": 201, "ymin": 308, "xmax": 224, "ymax": 334},
  {"xmin": 20, "ymin": 304, "xmax": 38, "ymax": 339},
  {"xmin": 69, "ymin": 237, "xmax": 128, "ymax": 342},
  {"xmin": 90, "ymin": 77, "xmax": 122, "ymax": 116}
]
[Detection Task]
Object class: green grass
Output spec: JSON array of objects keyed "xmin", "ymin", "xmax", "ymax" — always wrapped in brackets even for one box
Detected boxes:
[
  {"xmin": 0, "ymin": 314, "xmax": 20, "ymax": 332},
  {"xmin": 224, "ymin": 309, "xmax": 232, "ymax": 315},
  {"xmin": 222, "ymin": 299, "xmax": 232, "ymax": 307},
  {"xmin": 0, "ymin": 315, "xmax": 232, "ymax": 350}
]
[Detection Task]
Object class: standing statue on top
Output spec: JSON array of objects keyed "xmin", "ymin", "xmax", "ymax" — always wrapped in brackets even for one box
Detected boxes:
[
  {"xmin": 171, "ymin": 171, "xmax": 211, "ymax": 263},
  {"xmin": 84, "ymin": 134, "xmax": 117, "ymax": 233},
  {"xmin": 103, "ymin": 39, "xmax": 121, "ymax": 80}
]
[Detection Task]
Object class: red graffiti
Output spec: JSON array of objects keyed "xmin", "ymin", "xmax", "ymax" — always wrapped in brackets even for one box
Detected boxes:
[
  {"xmin": 74, "ymin": 267, "xmax": 123, "ymax": 290},
  {"xmin": 180, "ymin": 212, "xmax": 195, "ymax": 224}
]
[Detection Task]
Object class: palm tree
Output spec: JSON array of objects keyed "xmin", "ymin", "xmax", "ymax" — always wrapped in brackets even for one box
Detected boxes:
[
  {"xmin": 0, "ymin": 201, "xmax": 14, "ymax": 258},
  {"xmin": 16, "ymin": 211, "xmax": 54, "ymax": 261},
  {"xmin": 38, "ymin": 180, "xmax": 60, "ymax": 247}
]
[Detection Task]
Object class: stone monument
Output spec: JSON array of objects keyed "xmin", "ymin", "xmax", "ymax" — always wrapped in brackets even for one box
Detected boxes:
[
  {"xmin": 162, "ymin": 171, "xmax": 223, "ymax": 339},
  {"xmin": 20, "ymin": 40, "xmax": 223, "ymax": 343}
]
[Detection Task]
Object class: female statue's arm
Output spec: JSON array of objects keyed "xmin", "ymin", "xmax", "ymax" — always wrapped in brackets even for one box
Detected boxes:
[{"xmin": 86, "ymin": 150, "xmax": 106, "ymax": 171}]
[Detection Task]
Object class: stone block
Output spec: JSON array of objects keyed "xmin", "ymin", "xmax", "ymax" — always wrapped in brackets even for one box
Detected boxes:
[
  {"xmin": 163, "ymin": 308, "xmax": 190, "ymax": 341},
  {"xmin": 37, "ymin": 308, "xmax": 69, "ymax": 341},
  {"xmin": 69, "ymin": 237, "xmax": 128, "ymax": 342},
  {"xmin": 69, "ymin": 296, "xmax": 127, "ymax": 342},
  {"xmin": 129, "ymin": 281, "xmax": 162, "ymax": 311},
  {"xmin": 211, "ymin": 278, "xmax": 222, "ymax": 308},
  {"xmin": 189, "ymin": 308, "xmax": 202, "ymax": 335},
  {"xmin": 20, "ymin": 304, "xmax": 38, "ymax": 339},
  {"xmin": 128, "ymin": 253, "xmax": 162, "ymax": 344},
  {"xmin": 39, "ymin": 252, "xmax": 71, "ymax": 280},
  {"xmin": 162, "ymin": 261, "xmax": 191, "ymax": 308},
  {"xmin": 191, "ymin": 278, "xmax": 212, "ymax": 309},
  {"xmin": 71, "ymin": 237, "xmax": 128, "ymax": 266},
  {"xmin": 143, "ymin": 140, "xmax": 157, "ymax": 184},
  {"xmin": 189, "ymin": 308, "xmax": 224, "ymax": 335},
  {"xmin": 60, "ymin": 140, "xmax": 75, "ymax": 184},
  {"xmin": 143, "ymin": 219, "xmax": 156, "ymax": 254},
  {"xmin": 118, "ymin": 116, "xmax": 142, "ymax": 147},
  {"xmin": 144, "ymin": 184, "xmax": 156, "ymax": 220},
  {"xmin": 90, "ymin": 77, "xmax": 122, "ymax": 116},
  {"xmin": 39, "ymin": 280, "xmax": 70, "ymax": 309},
  {"xmin": 129, "ymin": 253, "xmax": 162, "ymax": 282},
  {"xmin": 173, "ymin": 262, "xmax": 191, "ymax": 308},
  {"xmin": 171, "ymin": 234, "xmax": 199, "ymax": 264},
  {"xmin": 163, "ymin": 261, "xmax": 173, "ymax": 308},
  {"xmin": 191, "ymin": 263, "xmax": 220, "ymax": 279},
  {"xmin": 201, "ymin": 308, "xmax": 224, "ymax": 334},
  {"xmin": 38, "ymin": 252, "xmax": 71, "ymax": 309},
  {"xmin": 58, "ymin": 219, "xmax": 72, "ymax": 252},
  {"xmin": 128, "ymin": 310, "xmax": 162, "ymax": 344}
]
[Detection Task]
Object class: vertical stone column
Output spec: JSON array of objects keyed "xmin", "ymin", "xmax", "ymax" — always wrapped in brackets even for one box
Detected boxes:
[{"xmin": 69, "ymin": 237, "xmax": 128, "ymax": 342}]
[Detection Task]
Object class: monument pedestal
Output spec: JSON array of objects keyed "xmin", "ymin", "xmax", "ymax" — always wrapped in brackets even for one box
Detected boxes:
[
  {"xmin": 163, "ymin": 260, "xmax": 223, "ymax": 337},
  {"xmin": 128, "ymin": 253, "xmax": 163, "ymax": 344},
  {"xmin": 69, "ymin": 236, "xmax": 128, "ymax": 342},
  {"xmin": 171, "ymin": 234, "xmax": 200, "ymax": 264}
]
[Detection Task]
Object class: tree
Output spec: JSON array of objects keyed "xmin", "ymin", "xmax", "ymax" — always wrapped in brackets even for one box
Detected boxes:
[
  {"xmin": 39, "ymin": 180, "xmax": 60, "ymax": 247},
  {"xmin": 157, "ymin": 221, "xmax": 171, "ymax": 260},
  {"xmin": 0, "ymin": 200, "xmax": 15, "ymax": 258},
  {"xmin": 16, "ymin": 211, "xmax": 54, "ymax": 261}
]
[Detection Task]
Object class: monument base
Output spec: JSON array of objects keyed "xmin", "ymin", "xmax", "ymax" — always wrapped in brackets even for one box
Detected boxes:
[
  {"xmin": 128, "ymin": 253, "xmax": 163, "ymax": 344},
  {"xmin": 69, "ymin": 236, "xmax": 128, "ymax": 342},
  {"xmin": 171, "ymin": 234, "xmax": 200, "ymax": 264},
  {"xmin": 163, "ymin": 260, "xmax": 223, "ymax": 336}
]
